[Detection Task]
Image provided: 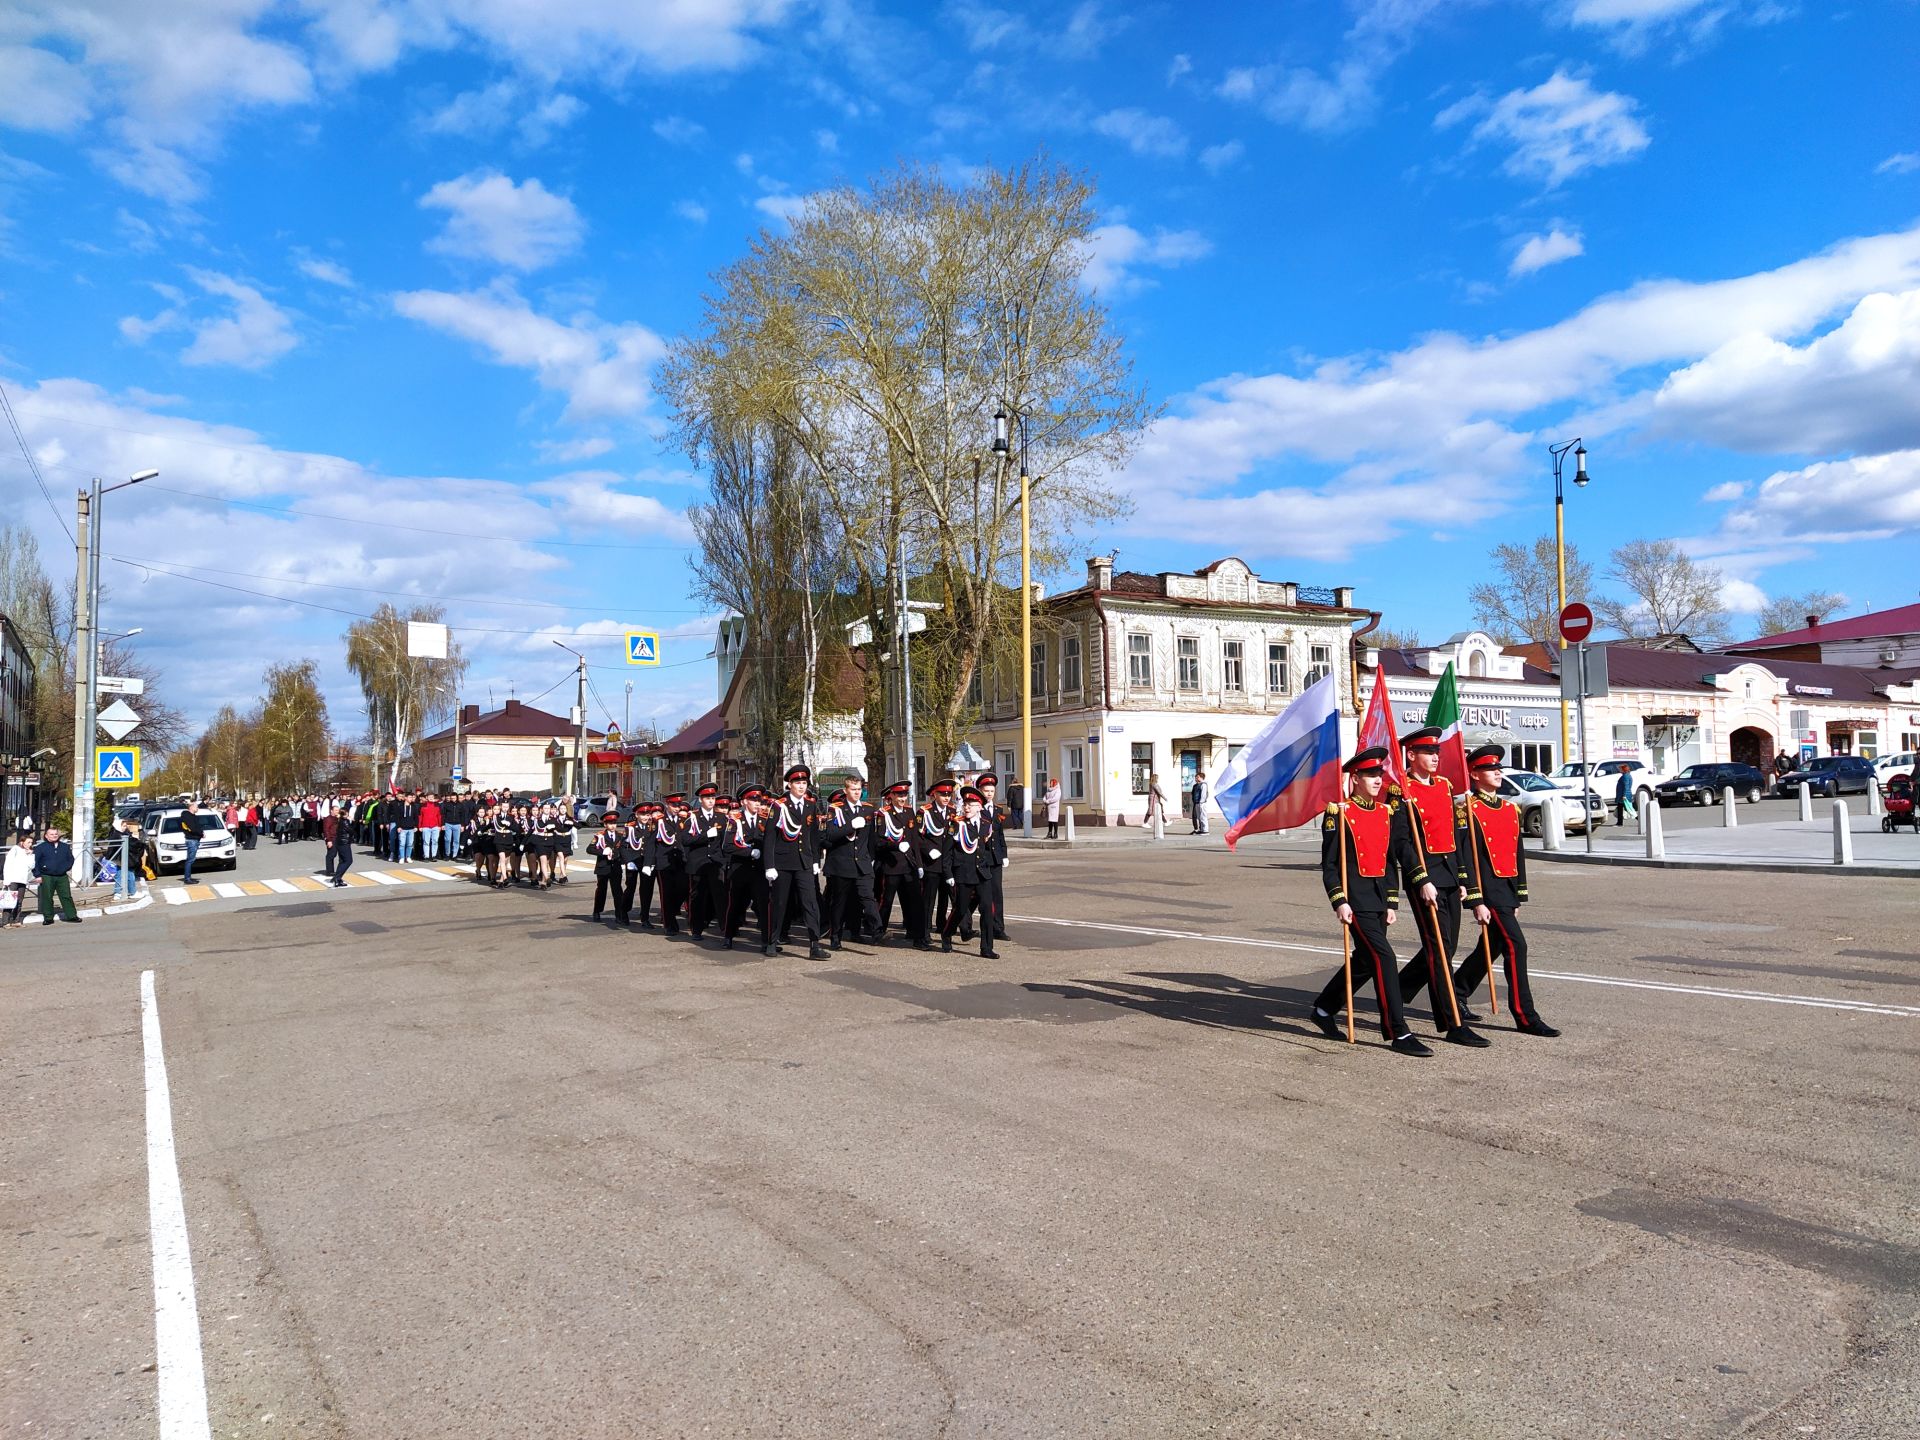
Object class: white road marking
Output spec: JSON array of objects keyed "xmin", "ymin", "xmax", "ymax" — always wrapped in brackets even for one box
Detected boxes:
[
  {"xmin": 163, "ymin": 888, "xmax": 191, "ymax": 906},
  {"xmin": 408, "ymin": 867, "xmax": 456, "ymax": 880},
  {"xmin": 140, "ymin": 970, "xmax": 212, "ymax": 1440},
  {"xmin": 262, "ymin": 878, "xmax": 300, "ymax": 894},
  {"xmin": 364, "ymin": 871, "xmax": 406, "ymax": 886},
  {"xmin": 1005, "ymin": 913, "xmax": 1920, "ymax": 1020},
  {"xmin": 211, "ymin": 883, "xmax": 245, "ymax": 899}
]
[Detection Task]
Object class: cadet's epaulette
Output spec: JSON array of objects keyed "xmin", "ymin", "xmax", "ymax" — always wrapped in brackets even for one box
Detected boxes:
[
  {"xmin": 1454, "ymin": 795, "xmax": 1470, "ymax": 818},
  {"xmin": 1324, "ymin": 801, "xmax": 1340, "ymax": 815},
  {"xmin": 1386, "ymin": 782, "xmax": 1403, "ymax": 798}
]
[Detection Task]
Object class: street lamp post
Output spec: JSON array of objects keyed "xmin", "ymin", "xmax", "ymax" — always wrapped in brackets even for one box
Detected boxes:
[
  {"xmin": 72, "ymin": 468, "xmax": 156, "ymax": 879},
  {"xmin": 1548, "ymin": 439, "xmax": 1588, "ymax": 767},
  {"xmin": 992, "ymin": 408, "xmax": 1035, "ymax": 838}
]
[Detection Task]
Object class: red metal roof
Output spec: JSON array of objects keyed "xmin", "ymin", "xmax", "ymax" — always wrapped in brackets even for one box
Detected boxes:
[{"xmin": 1729, "ymin": 603, "xmax": 1920, "ymax": 651}]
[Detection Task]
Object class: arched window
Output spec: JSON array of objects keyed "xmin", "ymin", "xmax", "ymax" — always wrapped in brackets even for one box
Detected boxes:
[{"xmin": 1468, "ymin": 650, "xmax": 1486, "ymax": 677}]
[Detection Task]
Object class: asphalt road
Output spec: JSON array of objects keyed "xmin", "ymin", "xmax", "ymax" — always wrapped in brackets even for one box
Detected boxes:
[{"xmin": 5, "ymin": 842, "xmax": 1917, "ymax": 1438}]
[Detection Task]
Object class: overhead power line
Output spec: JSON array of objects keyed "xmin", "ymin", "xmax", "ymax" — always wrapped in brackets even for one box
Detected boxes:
[{"xmin": 0, "ymin": 380, "xmax": 73, "ymax": 544}]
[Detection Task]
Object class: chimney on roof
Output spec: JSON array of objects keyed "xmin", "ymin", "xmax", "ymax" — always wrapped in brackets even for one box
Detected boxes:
[
  {"xmin": 504, "ymin": 698, "xmax": 523, "ymax": 715},
  {"xmin": 460, "ymin": 703, "xmax": 479, "ymax": 725},
  {"xmin": 1087, "ymin": 556, "xmax": 1113, "ymax": 591},
  {"xmin": 1805, "ymin": 614, "xmax": 1819, "ymax": 630}
]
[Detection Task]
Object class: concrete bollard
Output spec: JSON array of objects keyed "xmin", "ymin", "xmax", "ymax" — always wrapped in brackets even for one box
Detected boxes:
[
  {"xmin": 1541, "ymin": 794, "xmax": 1564, "ymax": 850},
  {"xmin": 1869, "ymin": 779, "xmax": 1884, "ymax": 817},
  {"xmin": 1645, "ymin": 797, "xmax": 1665, "ymax": 859},
  {"xmin": 1798, "ymin": 781, "xmax": 1812, "ymax": 822},
  {"xmin": 1636, "ymin": 790, "xmax": 1650, "ymax": 834},
  {"xmin": 1064, "ymin": 806, "xmax": 1076, "ymax": 842},
  {"xmin": 1833, "ymin": 799, "xmax": 1853, "ymax": 865},
  {"xmin": 1721, "ymin": 786, "xmax": 1739, "ymax": 828}
]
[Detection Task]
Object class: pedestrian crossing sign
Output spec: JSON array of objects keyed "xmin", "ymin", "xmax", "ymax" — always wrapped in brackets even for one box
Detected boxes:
[
  {"xmin": 97, "ymin": 746, "xmax": 141, "ymax": 787},
  {"xmin": 625, "ymin": 630, "xmax": 660, "ymax": 666}
]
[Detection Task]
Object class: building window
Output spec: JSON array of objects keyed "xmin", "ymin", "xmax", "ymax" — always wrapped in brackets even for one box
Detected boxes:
[
  {"xmin": 1131, "ymin": 742, "xmax": 1152, "ymax": 795},
  {"xmin": 1060, "ymin": 634, "xmax": 1082, "ymax": 693},
  {"xmin": 1267, "ymin": 642, "xmax": 1289, "ymax": 694},
  {"xmin": 1307, "ymin": 642, "xmax": 1333, "ymax": 686},
  {"xmin": 1128, "ymin": 633, "xmax": 1152, "ymax": 688},
  {"xmin": 1223, "ymin": 639, "xmax": 1245, "ymax": 693},
  {"xmin": 1064, "ymin": 744, "xmax": 1086, "ymax": 801},
  {"xmin": 1177, "ymin": 636, "xmax": 1200, "ymax": 691},
  {"xmin": 1030, "ymin": 641, "xmax": 1047, "ymax": 701},
  {"xmin": 967, "ymin": 664, "xmax": 982, "ymax": 708},
  {"xmin": 997, "ymin": 748, "xmax": 1015, "ymax": 783},
  {"xmin": 1031, "ymin": 746, "xmax": 1048, "ymax": 791},
  {"xmin": 1512, "ymin": 743, "xmax": 1554, "ymax": 775}
]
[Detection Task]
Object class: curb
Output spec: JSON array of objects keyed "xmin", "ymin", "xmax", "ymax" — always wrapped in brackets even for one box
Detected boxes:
[
  {"xmin": 1532, "ymin": 849, "xmax": 1914, "ymax": 879},
  {"xmin": 15, "ymin": 889, "xmax": 157, "ymax": 925}
]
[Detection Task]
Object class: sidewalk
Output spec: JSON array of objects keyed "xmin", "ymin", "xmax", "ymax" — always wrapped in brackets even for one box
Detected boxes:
[{"xmin": 1537, "ymin": 810, "xmax": 1920, "ymax": 875}]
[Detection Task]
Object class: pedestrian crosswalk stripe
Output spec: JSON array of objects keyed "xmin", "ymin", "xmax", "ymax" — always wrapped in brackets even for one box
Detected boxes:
[
  {"xmin": 364, "ymin": 871, "xmax": 406, "ymax": 886},
  {"xmin": 385, "ymin": 869, "xmax": 430, "ymax": 884},
  {"xmin": 287, "ymin": 875, "xmax": 330, "ymax": 891},
  {"xmin": 409, "ymin": 867, "xmax": 457, "ymax": 881},
  {"xmin": 237, "ymin": 881, "xmax": 274, "ymax": 897},
  {"xmin": 212, "ymin": 883, "xmax": 245, "ymax": 899},
  {"xmin": 262, "ymin": 878, "xmax": 300, "ymax": 894},
  {"xmin": 164, "ymin": 887, "xmax": 190, "ymax": 906}
]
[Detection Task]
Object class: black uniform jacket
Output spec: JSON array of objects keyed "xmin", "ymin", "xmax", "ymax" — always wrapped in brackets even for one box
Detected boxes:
[
  {"xmin": 823, "ymin": 800, "xmax": 875, "ymax": 878},
  {"xmin": 763, "ymin": 795, "xmax": 824, "ymax": 872},
  {"xmin": 872, "ymin": 805, "xmax": 919, "ymax": 875},
  {"xmin": 680, "ymin": 806, "xmax": 726, "ymax": 874}
]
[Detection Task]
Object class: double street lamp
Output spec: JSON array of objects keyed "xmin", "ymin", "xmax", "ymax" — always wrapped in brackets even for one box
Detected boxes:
[
  {"xmin": 1548, "ymin": 439, "xmax": 1589, "ymax": 765},
  {"xmin": 72, "ymin": 468, "xmax": 156, "ymax": 878},
  {"xmin": 991, "ymin": 408, "xmax": 1036, "ymax": 838}
]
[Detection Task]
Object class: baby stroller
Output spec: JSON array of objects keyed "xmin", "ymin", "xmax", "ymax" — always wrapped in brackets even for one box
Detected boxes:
[{"xmin": 1882, "ymin": 773, "xmax": 1916, "ymax": 833}]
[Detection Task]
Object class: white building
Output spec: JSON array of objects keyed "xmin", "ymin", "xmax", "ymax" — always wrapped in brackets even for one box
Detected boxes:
[
  {"xmin": 1362, "ymin": 632, "xmax": 1564, "ymax": 774},
  {"xmin": 958, "ymin": 557, "xmax": 1372, "ymax": 824},
  {"xmin": 413, "ymin": 701, "xmax": 606, "ymax": 794}
]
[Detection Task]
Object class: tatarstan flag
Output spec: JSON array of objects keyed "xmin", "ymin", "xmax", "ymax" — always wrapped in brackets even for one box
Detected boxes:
[{"xmin": 1425, "ymin": 661, "xmax": 1469, "ymax": 791}]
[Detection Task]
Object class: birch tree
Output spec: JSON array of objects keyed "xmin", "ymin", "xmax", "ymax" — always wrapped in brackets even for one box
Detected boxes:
[{"xmin": 343, "ymin": 604, "xmax": 466, "ymax": 788}]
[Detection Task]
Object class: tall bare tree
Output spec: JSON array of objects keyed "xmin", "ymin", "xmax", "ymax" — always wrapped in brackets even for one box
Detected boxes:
[
  {"xmin": 257, "ymin": 660, "xmax": 331, "ymax": 792},
  {"xmin": 343, "ymin": 604, "xmax": 467, "ymax": 789},
  {"xmin": 1597, "ymin": 539, "xmax": 1731, "ymax": 645},
  {"xmin": 1753, "ymin": 590, "xmax": 1847, "ymax": 639},
  {"xmin": 1469, "ymin": 537, "xmax": 1598, "ymax": 648}
]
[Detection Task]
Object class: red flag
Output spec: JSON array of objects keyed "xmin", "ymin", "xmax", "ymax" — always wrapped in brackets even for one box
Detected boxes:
[{"xmin": 1357, "ymin": 666, "xmax": 1406, "ymax": 791}]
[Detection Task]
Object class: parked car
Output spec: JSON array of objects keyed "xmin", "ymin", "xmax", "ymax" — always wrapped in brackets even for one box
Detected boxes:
[
  {"xmin": 1547, "ymin": 760, "xmax": 1650, "ymax": 804},
  {"xmin": 1871, "ymin": 751, "xmax": 1916, "ymax": 786},
  {"xmin": 1500, "ymin": 769, "xmax": 1605, "ymax": 836},
  {"xmin": 1777, "ymin": 755, "xmax": 1876, "ymax": 798},
  {"xmin": 575, "ymin": 792, "xmax": 626, "ymax": 824},
  {"xmin": 147, "ymin": 809, "xmax": 239, "ymax": 873},
  {"xmin": 1655, "ymin": 762, "xmax": 1770, "ymax": 806}
]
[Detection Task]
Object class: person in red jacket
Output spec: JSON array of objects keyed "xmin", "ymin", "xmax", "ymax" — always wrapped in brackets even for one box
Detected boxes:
[{"xmin": 418, "ymin": 795, "xmax": 444, "ymax": 860}]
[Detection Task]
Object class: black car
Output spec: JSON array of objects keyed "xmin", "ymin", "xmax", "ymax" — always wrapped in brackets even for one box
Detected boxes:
[
  {"xmin": 1778, "ymin": 754, "xmax": 1875, "ymax": 798},
  {"xmin": 1654, "ymin": 762, "xmax": 1769, "ymax": 806}
]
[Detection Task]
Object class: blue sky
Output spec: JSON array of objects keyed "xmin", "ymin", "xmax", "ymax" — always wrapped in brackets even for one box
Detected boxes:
[{"xmin": 2, "ymin": 0, "xmax": 1918, "ymax": 738}]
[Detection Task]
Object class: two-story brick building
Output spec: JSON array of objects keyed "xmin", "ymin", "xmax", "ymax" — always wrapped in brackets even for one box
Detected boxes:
[{"xmin": 963, "ymin": 557, "xmax": 1372, "ymax": 825}]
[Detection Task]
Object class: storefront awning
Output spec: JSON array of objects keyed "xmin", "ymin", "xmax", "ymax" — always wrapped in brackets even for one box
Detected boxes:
[
  {"xmin": 1643, "ymin": 713, "xmax": 1700, "ymax": 726},
  {"xmin": 1825, "ymin": 718, "xmax": 1878, "ymax": 733},
  {"xmin": 588, "ymin": 750, "xmax": 630, "ymax": 765}
]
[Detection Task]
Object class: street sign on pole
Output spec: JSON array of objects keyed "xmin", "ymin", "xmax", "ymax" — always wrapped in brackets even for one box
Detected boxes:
[
  {"xmin": 98, "ymin": 698, "xmax": 141, "ymax": 741},
  {"xmin": 1558, "ymin": 601, "xmax": 1595, "ymax": 644},
  {"xmin": 625, "ymin": 630, "xmax": 660, "ymax": 666},
  {"xmin": 98, "ymin": 674, "xmax": 145, "ymax": 696},
  {"xmin": 96, "ymin": 746, "xmax": 141, "ymax": 788}
]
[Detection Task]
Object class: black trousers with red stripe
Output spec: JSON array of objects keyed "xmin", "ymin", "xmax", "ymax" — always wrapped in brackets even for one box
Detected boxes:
[
  {"xmin": 1313, "ymin": 909, "xmax": 1413, "ymax": 1041},
  {"xmin": 1396, "ymin": 887, "xmax": 1466, "ymax": 1031},
  {"xmin": 1452, "ymin": 905, "xmax": 1539, "ymax": 1026}
]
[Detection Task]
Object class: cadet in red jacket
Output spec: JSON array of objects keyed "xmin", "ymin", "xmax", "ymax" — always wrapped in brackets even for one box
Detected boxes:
[{"xmin": 1454, "ymin": 745, "xmax": 1560, "ymax": 1037}]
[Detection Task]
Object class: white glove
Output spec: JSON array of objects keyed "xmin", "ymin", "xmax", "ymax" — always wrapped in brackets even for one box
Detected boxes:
[
  {"xmin": 916, "ymin": 867, "xmax": 925, "ymax": 879},
  {"xmin": 765, "ymin": 867, "xmax": 778, "ymax": 881},
  {"xmin": 945, "ymin": 876, "xmax": 956, "ymax": 887},
  {"xmin": 812, "ymin": 861, "xmax": 822, "ymax": 876},
  {"xmin": 642, "ymin": 865, "xmax": 653, "ymax": 876},
  {"xmin": 751, "ymin": 847, "xmax": 760, "ymax": 859},
  {"xmin": 898, "ymin": 840, "xmax": 910, "ymax": 852},
  {"xmin": 707, "ymin": 826, "xmax": 719, "ymax": 838},
  {"xmin": 1002, "ymin": 856, "xmax": 1010, "ymax": 870},
  {"xmin": 928, "ymin": 848, "xmax": 941, "ymax": 859},
  {"xmin": 625, "ymin": 862, "xmax": 636, "ymax": 871},
  {"xmin": 851, "ymin": 816, "xmax": 866, "ymax": 829}
]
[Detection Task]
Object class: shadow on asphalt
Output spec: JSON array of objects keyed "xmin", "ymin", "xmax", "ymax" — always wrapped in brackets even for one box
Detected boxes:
[{"xmin": 1022, "ymin": 969, "xmax": 1346, "ymax": 1044}]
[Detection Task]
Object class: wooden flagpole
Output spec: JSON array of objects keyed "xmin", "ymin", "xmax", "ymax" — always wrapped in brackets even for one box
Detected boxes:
[{"xmin": 1338, "ymin": 797, "xmax": 1354, "ymax": 1043}]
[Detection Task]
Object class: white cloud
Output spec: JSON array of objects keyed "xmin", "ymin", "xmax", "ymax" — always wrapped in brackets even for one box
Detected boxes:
[
  {"xmin": 1721, "ymin": 451, "xmax": 1920, "ymax": 547},
  {"xmin": 753, "ymin": 191, "xmax": 814, "ymax": 224},
  {"xmin": 673, "ymin": 199, "xmax": 709, "ymax": 223},
  {"xmin": 1719, "ymin": 575, "xmax": 1768, "ymax": 613},
  {"xmin": 297, "ymin": 256, "xmax": 354, "ymax": 287},
  {"xmin": 392, "ymin": 280, "xmax": 663, "ymax": 421},
  {"xmin": 420, "ymin": 170, "xmax": 584, "ymax": 271},
  {"xmin": 536, "ymin": 435, "xmax": 616, "ymax": 463},
  {"xmin": 518, "ymin": 92, "xmax": 584, "ymax": 147},
  {"xmin": 121, "ymin": 269, "xmax": 297, "ymax": 368},
  {"xmin": 950, "ymin": 3, "xmax": 1022, "ymax": 52},
  {"xmin": 422, "ymin": 79, "xmax": 518, "ymax": 136},
  {"xmin": 1878, "ymin": 153, "xmax": 1920, "ymax": 176},
  {"xmin": 813, "ymin": 127, "xmax": 838, "ymax": 154},
  {"xmin": 1111, "ymin": 224, "xmax": 1920, "ymax": 561},
  {"xmin": 1198, "ymin": 140, "xmax": 1244, "ymax": 174},
  {"xmin": 1438, "ymin": 69, "xmax": 1649, "ymax": 186},
  {"xmin": 1220, "ymin": 0, "xmax": 1449, "ymax": 133},
  {"xmin": 1510, "ymin": 226, "xmax": 1585, "ymax": 277},
  {"xmin": 1079, "ymin": 223, "xmax": 1212, "ymax": 296},
  {"xmin": 1652, "ymin": 289, "xmax": 1920, "ymax": 455},
  {"xmin": 652, "ymin": 114, "xmax": 704, "ymax": 145},
  {"xmin": 1166, "ymin": 53, "xmax": 1192, "ymax": 84},
  {"xmin": 1702, "ymin": 481, "xmax": 1746, "ymax": 503},
  {"xmin": 0, "ymin": 43, "xmax": 92, "ymax": 133},
  {"xmin": 530, "ymin": 472, "xmax": 695, "ymax": 541},
  {"xmin": 1091, "ymin": 107, "xmax": 1187, "ymax": 159}
]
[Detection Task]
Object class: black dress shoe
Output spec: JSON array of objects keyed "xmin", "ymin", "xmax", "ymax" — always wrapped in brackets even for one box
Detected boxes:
[
  {"xmin": 1309, "ymin": 1009, "xmax": 1345, "ymax": 1042},
  {"xmin": 1390, "ymin": 1035, "xmax": 1434, "ymax": 1057},
  {"xmin": 993, "ymin": 928, "xmax": 1009, "ymax": 941},
  {"xmin": 941, "ymin": 935, "xmax": 953, "ymax": 952},
  {"xmin": 807, "ymin": 942, "xmax": 830, "ymax": 961},
  {"xmin": 763, "ymin": 944, "xmax": 778, "ymax": 957},
  {"xmin": 1514, "ymin": 1017, "xmax": 1561, "ymax": 1037},
  {"xmin": 981, "ymin": 948, "xmax": 1000, "ymax": 960},
  {"xmin": 722, "ymin": 937, "xmax": 733, "ymax": 950},
  {"xmin": 1456, "ymin": 1005, "xmax": 1484, "ymax": 1024},
  {"xmin": 1442, "ymin": 1027, "xmax": 1491, "ymax": 1048}
]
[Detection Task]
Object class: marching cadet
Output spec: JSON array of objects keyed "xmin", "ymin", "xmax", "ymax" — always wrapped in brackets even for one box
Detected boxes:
[
  {"xmin": 941, "ymin": 787, "xmax": 999, "ymax": 959},
  {"xmin": 917, "ymin": 779, "xmax": 957, "ymax": 936},
  {"xmin": 764, "ymin": 764, "xmax": 830, "ymax": 960},
  {"xmin": 874, "ymin": 781, "xmax": 929, "ymax": 948},
  {"xmin": 1454, "ymin": 745, "xmax": 1560, "ymax": 1037},
  {"xmin": 1308, "ymin": 747, "xmax": 1433, "ymax": 1057},
  {"xmin": 589, "ymin": 813, "xmax": 630, "ymax": 926},
  {"xmin": 680, "ymin": 784, "xmax": 727, "ymax": 941},
  {"xmin": 623, "ymin": 802, "xmax": 654, "ymax": 927},
  {"xmin": 653, "ymin": 795, "xmax": 688, "ymax": 935},
  {"xmin": 976, "ymin": 772, "xmax": 1011, "ymax": 944},
  {"xmin": 1392, "ymin": 728, "xmax": 1489, "ymax": 1048},
  {"xmin": 722, "ymin": 785, "xmax": 769, "ymax": 950},
  {"xmin": 822, "ymin": 774, "xmax": 880, "ymax": 949}
]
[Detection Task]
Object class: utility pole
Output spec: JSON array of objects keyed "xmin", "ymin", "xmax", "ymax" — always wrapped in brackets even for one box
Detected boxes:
[
  {"xmin": 573, "ymin": 651, "xmax": 587, "ymax": 797},
  {"xmin": 71, "ymin": 486, "xmax": 93, "ymax": 876},
  {"xmin": 898, "ymin": 532, "xmax": 914, "ymax": 790}
]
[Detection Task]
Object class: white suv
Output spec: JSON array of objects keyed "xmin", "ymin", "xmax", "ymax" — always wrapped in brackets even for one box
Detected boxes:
[
  {"xmin": 1547, "ymin": 759, "xmax": 1649, "ymax": 804},
  {"xmin": 1872, "ymin": 752, "xmax": 1916, "ymax": 785},
  {"xmin": 149, "ymin": 809, "xmax": 239, "ymax": 874}
]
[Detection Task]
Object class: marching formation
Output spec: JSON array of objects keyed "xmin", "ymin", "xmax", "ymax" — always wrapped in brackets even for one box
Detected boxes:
[
  {"xmin": 470, "ymin": 766, "xmax": 1015, "ymax": 961},
  {"xmin": 1310, "ymin": 732, "xmax": 1557, "ymax": 1057}
]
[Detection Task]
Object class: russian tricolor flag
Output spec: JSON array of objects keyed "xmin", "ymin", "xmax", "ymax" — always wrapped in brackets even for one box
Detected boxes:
[{"xmin": 1214, "ymin": 672, "xmax": 1344, "ymax": 850}]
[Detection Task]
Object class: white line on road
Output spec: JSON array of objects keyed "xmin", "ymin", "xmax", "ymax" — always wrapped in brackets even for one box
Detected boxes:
[
  {"xmin": 163, "ymin": 888, "xmax": 190, "ymax": 906},
  {"xmin": 211, "ymin": 883, "xmax": 245, "ymax": 899},
  {"xmin": 364, "ymin": 871, "xmax": 406, "ymax": 886},
  {"xmin": 140, "ymin": 970, "xmax": 212, "ymax": 1440},
  {"xmin": 408, "ymin": 867, "xmax": 457, "ymax": 880},
  {"xmin": 1006, "ymin": 914, "xmax": 1920, "ymax": 1020},
  {"xmin": 262, "ymin": 878, "xmax": 300, "ymax": 894}
]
